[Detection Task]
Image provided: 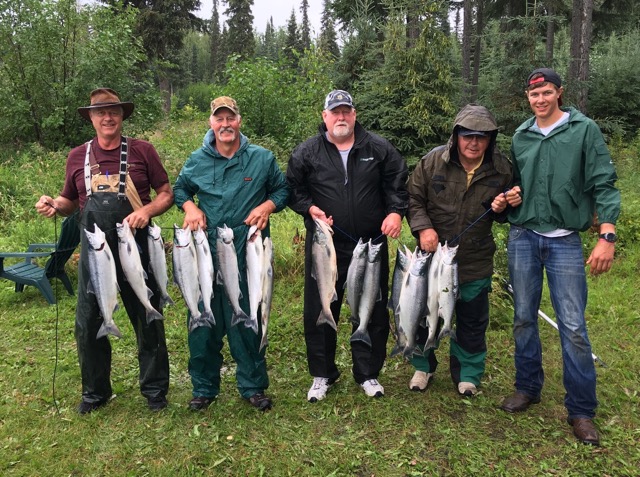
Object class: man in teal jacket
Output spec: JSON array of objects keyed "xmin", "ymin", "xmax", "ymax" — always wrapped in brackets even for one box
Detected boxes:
[
  {"xmin": 501, "ymin": 68, "xmax": 620, "ymax": 446},
  {"xmin": 173, "ymin": 96, "xmax": 289, "ymax": 411}
]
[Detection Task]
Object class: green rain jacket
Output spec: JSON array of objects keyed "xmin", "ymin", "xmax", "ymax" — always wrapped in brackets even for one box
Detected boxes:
[
  {"xmin": 509, "ymin": 107, "xmax": 620, "ymax": 232},
  {"xmin": 173, "ymin": 130, "xmax": 289, "ymax": 269},
  {"xmin": 407, "ymin": 104, "xmax": 513, "ymax": 284}
]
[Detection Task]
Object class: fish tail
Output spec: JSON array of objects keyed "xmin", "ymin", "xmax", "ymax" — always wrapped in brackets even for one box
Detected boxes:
[
  {"xmin": 350, "ymin": 329, "xmax": 372, "ymax": 347},
  {"xmin": 424, "ymin": 336, "xmax": 436, "ymax": 351},
  {"xmin": 96, "ymin": 321, "xmax": 123, "ymax": 340},
  {"xmin": 244, "ymin": 317, "xmax": 259, "ymax": 335},
  {"xmin": 437, "ymin": 326, "xmax": 452, "ymax": 341},
  {"xmin": 316, "ymin": 309, "xmax": 337, "ymax": 330},
  {"xmin": 188, "ymin": 315, "xmax": 212, "ymax": 333},
  {"xmin": 160, "ymin": 294, "xmax": 175, "ymax": 308},
  {"xmin": 146, "ymin": 308, "xmax": 165, "ymax": 324},
  {"xmin": 390, "ymin": 343, "xmax": 403, "ymax": 358},
  {"xmin": 201, "ymin": 310, "xmax": 216, "ymax": 326},
  {"xmin": 231, "ymin": 308, "xmax": 250, "ymax": 328},
  {"xmin": 259, "ymin": 331, "xmax": 269, "ymax": 352}
]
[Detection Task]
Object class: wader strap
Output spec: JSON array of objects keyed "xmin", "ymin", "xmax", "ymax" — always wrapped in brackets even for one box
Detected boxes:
[
  {"xmin": 84, "ymin": 136, "xmax": 134, "ymax": 203},
  {"xmin": 118, "ymin": 137, "xmax": 128, "ymax": 201}
]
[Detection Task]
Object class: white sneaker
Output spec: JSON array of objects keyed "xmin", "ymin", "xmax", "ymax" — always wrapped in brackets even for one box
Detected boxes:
[
  {"xmin": 458, "ymin": 382, "xmax": 478, "ymax": 396},
  {"xmin": 360, "ymin": 379, "xmax": 384, "ymax": 398},
  {"xmin": 409, "ymin": 371, "xmax": 433, "ymax": 392},
  {"xmin": 307, "ymin": 377, "xmax": 332, "ymax": 403}
]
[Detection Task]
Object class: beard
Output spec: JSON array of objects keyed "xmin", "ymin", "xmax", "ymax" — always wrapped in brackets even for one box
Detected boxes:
[{"xmin": 331, "ymin": 122, "xmax": 353, "ymax": 138}]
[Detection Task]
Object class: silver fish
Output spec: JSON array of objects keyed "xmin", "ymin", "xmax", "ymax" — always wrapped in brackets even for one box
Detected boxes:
[
  {"xmin": 245, "ymin": 225, "xmax": 264, "ymax": 335},
  {"xmin": 351, "ymin": 240, "xmax": 383, "ymax": 347},
  {"xmin": 345, "ymin": 238, "xmax": 368, "ymax": 325},
  {"xmin": 173, "ymin": 225, "xmax": 207, "ymax": 332},
  {"xmin": 391, "ymin": 249, "xmax": 431, "ymax": 359},
  {"xmin": 216, "ymin": 224, "xmax": 250, "ymax": 327},
  {"xmin": 436, "ymin": 242, "xmax": 459, "ymax": 342},
  {"xmin": 388, "ymin": 245, "xmax": 413, "ymax": 317},
  {"xmin": 85, "ymin": 224, "xmax": 122, "ymax": 339},
  {"xmin": 194, "ymin": 226, "xmax": 216, "ymax": 326},
  {"xmin": 116, "ymin": 220, "xmax": 163, "ymax": 324},
  {"xmin": 424, "ymin": 243, "xmax": 443, "ymax": 350},
  {"xmin": 311, "ymin": 219, "xmax": 338, "ymax": 330},
  {"xmin": 147, "ymin": 223, "xmax": 174, "ymax": 308},
  {"xmin": 259, "ymin": 237, "xmax": 274, "ymax": 351}
]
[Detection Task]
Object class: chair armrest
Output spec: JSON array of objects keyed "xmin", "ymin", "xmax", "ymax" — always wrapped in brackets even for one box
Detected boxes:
[
  {"xmin": 0, "ymin": 251, "xmax": 54, "ymax": 259},
  {"xmin": 26, "ymin": 243, "xmax": 56, "ymax": 252}
]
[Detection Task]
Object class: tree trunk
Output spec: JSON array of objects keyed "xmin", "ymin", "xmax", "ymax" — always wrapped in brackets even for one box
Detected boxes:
[
  {"xmin": 461, "ymin": 0, "xmax": 472, "ymax": 103},
  {"xmin": 159, "ymin": 76, "xmax": 171, "ymax": 114},
  {"xmin": 545, "ymin": 3, "xmax": 555, "ymax": 64},
  {"xmin": 569, "ymin": 0, "xmax": 593, "ymax": 113},
  {"xmin": 471, "ymin": 0, "xmax": 485, "ymax": 102}
]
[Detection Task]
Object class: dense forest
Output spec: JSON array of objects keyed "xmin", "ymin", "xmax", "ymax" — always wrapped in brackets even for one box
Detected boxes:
[{"xmin": 1, "ymin": 0, "xmax": 639, "ymax": 162}]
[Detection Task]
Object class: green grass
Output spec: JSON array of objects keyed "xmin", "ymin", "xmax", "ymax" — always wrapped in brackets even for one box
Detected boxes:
[{"xmin": 1, "ymin": 123, "xmax": 639, "ymax": 476}]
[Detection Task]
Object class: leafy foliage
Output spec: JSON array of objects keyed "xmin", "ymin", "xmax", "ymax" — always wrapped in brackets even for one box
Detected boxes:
[{"xmin": 0, "ymin": 0, "xmax": 161, "ymax": 148}]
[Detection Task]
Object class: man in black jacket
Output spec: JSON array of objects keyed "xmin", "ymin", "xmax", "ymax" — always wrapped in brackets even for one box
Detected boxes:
[{"xmin": 287, "ymin": 90, "xmax": 408, "ymax": 402}]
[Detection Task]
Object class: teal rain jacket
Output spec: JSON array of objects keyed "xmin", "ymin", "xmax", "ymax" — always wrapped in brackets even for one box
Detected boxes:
[
  {"xmin": 173, "ymin": 130, "xmax": 289, "ymax": 268},
  {"xmin": 509, "ymin": 107, "xmax": 620, "ymax": 232}
]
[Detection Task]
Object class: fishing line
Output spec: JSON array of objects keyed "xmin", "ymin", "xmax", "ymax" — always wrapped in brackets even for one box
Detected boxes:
[
  {"xmin": 449, "ymin": 188, "xmax": 512, "ymax": 245},
  {"xmin": 51, "ymin": 213, "xmax": 61, "ymax": 416}
]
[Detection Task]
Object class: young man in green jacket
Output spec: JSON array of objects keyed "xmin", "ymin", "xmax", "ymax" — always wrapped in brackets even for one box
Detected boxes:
[
  {"xmin": 173, "ymin": 96, "xmax": 289, "ymax": 412},
  {"xmin": 501, "ymin": 68, "xmax": 621, "ymax": 446}
]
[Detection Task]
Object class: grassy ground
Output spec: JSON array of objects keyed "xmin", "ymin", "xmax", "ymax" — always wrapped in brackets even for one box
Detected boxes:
[{"xmin": 1, "ymin": 121, "xmax": 639, "ymax": 476}]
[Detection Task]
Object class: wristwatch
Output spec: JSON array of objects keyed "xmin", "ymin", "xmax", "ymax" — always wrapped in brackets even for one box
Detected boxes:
[{"xmin": 599, "ymin": 232, "xmax": 617, "ymax": 243}]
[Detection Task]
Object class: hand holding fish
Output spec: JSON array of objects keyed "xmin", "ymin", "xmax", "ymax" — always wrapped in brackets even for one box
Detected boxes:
[
  {"xmin": 124, "ymin": 208, "xmax": 152, "ymax": 229},
  {"xmin": 381, "ymin": 212, "xmax": 402, "ymax": 239},
  {"xmin": 418, "ymin": 228, "xmax": 439, "ymax": 253},
  {"xmin": 244, "ymin": 200, "xmax": 276, "ymax": 230},
  {"xmin": 181, "ymin": 200, "xmax": 207, "ymax": 231},
  {"xmin": 309, "ymin": 205, "xmax": 333, "ymax": 226}
]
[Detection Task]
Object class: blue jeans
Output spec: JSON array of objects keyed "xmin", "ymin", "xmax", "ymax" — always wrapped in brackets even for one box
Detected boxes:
[{"xmin": 507, "ymin": 226, "xmax": 597, "ymax": 419}]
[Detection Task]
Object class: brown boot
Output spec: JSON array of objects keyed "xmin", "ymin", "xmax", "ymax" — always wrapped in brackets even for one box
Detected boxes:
[
  {"xmin": 567, "ymin": 417, "xmax": 600, "ymax": 446},
  {"xmin": 500, "ymin": 391, "xmax": 541, "ymax": 413}
]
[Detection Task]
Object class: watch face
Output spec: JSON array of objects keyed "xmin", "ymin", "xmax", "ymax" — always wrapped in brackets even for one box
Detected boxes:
[{"xmin": 601, "ymin": 233, "xmax": 617, "ymax": 243}]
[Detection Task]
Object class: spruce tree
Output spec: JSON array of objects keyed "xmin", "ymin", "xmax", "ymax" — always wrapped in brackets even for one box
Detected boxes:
[
  {"xmin": 209, "ymin": 0, "xmax": 224, "ymax": 81},
  {"xmin": 319, "ymin": 0, "xmax": 340, "ymax": 59},
  {"xmin": 300, "ymin": 0, "xmax": 311, "ymax": 50},
  {"xmin": 224, "ymin": 0, "xmax": 255, "ymax": 59}
]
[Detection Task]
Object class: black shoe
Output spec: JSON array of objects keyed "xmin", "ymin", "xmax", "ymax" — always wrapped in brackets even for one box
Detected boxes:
[
  {"xmin": 189, "ymin": 396, "xmax": 215, "ymax": 411},
  {"xmin": 77, "ymin": 399, "xmax": 108, "ymax": 415},
  {"xmin": 246, "ymin": 392, "xmax": 272, "ymax": 411},
  {"xmin": 147, "ymin": 396, "xmax": 168, "ymax": 411}
]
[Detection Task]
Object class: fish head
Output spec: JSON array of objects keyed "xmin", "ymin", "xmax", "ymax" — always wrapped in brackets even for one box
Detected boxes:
[
  {"xmin": 116, "ymin": 219, "xmax": 133, "ymax": 241},
  {"xmin": 312, "ymin": 219, "xmax": 333, "ymax": 245},
  {"xmin": 367, "ymin": 240, "xmax": 383, "ymax": 262},
  {"xmin": 173, "ymin": 225, "xmax": 193, "ymax": 247},
  {"xmin": 193, "ymin": 226, "xmax": 208, "ymax": 244},
  {"xmin": 84, "ymin": 223, "xmax": 106, "ymax": 250},
  {"xmin": 148, "ymin": 223, "xmax": 162, "ymax": 240},
  {"xmin": 247, "ymin": 225, "xmax": 261, "ymax": 243},
  {"xmin": 411, "ymin": 250, "xmax": 432, "ymax": 276},
  {"xmin": 441, "ymin": 242, "xmax": 459, "ymax": 264},
  {"xmin": 217, "ymin": 224, "xmax": 234, "ymax": 243},
  {"xmin": 396, "ymin": 246, "xmax": 411, "ymax": 271},
  {"xmin": 352, "ymin": 238, "xmax": 368, "ymax": 258}
]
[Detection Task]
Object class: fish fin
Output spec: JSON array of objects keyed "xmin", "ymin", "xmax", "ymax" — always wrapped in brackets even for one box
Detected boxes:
[
  {"xmin": 316, "ymin": 310, "xmax": 337, "ymax": 330},
  {"xmin": 216, "ymin": 270, "xmax": 224, "ymax": 285},
  {"xmin": 437, "ymin": 327, "xmax": 452, "ymax": 341},
  {"xmin": 87, "ymin": 280, "xmax": 96, "ymax": 295},
  {"xmin": 146, "ymin": 287, "xmax": 154, "ymax": 300},
  {"xmin": 142, "ymin": 269, "xmax": 148, "ymax": 280},
  {"xmin": 188, "ymin": 316, "xmax": 212, "ymax": 333},
  {"xmin": 145, "ymin": 308, "xmax": 164, "ymax": 325},
  {"xmin": 113, "ymin": 303, "xmax": 119, "ymax": 313},
  {"xmin": 259, "ymin": 333, "xmax": 269, "ymax": 352},
  {"xmin": 160, "ymin": 294, "xmax": 175, "ymax": 308},
  {"xmin": 231, "ymin": 308, "xmax": 250, "ymax": 328},
  {"xmin": 424, "ymin": 336, "xmax": 436, "ymax": 351},
  {"xmin": 390, "ymin": 343, "xmax": 403, "ymax": 357},
  {"xmin": 350, "ymin": 329, "xmax": 372, "ymax": 347},
  {"xmin": 331, "ymin": 289, "xmax": 338, "ymax": 302},
  {"xmin": 244, "ymin": 317, "xmax": 259, "ymax": 335},
  {"xmin": 376, "ymin": 288, "xmax": 382, "ymax": 302},
  {"xmin": 96, "ymin": 321, "xmax": 122, "ymax": 340}
]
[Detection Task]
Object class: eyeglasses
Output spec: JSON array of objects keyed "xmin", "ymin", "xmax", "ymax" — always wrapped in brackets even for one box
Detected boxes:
[{"xmin": 92, "ymin": 109, "xmax": 123, "ymax": 118}]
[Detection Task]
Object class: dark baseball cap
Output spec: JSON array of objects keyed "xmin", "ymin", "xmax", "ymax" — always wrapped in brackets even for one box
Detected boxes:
[
  {"xmin": 527, "ymin": 68, "xmax": 562, "ymax": 89},
  {"xmin": 324, "ymin": 90, "xmax": 354, "ymax": 110},
  {"xmin": 458, "ymin": 127, "xmax": 489, "ymax": 137}
]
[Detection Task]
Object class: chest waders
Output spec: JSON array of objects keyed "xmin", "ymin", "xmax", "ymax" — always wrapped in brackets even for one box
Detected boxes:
[{"xmin": 75, "ymin": 137, "xmax": 169, "ymax": 405}]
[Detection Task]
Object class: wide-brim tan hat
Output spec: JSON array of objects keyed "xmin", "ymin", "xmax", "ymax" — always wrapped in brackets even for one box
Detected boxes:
[{"xmin": 78, "ymin": 88, "xmax": 134, "ymax": 121}]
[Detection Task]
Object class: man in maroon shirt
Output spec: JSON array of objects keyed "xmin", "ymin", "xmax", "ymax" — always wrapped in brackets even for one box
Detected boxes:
[{"xmin": 36, "ymin": 88, "xmax": 173, "ymax": 414}]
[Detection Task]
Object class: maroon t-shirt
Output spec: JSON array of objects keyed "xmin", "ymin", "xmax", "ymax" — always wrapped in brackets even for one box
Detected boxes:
[{"xmin": 61, "ymin": 137, "xmax": 169, "ymax": 210}]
